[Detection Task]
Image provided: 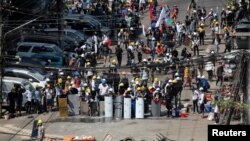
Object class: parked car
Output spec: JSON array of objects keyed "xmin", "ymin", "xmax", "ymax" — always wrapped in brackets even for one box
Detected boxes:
[
  {"xmin": 4, "ymin": 67, "xmax": 48, "ymax": 88},
  {"xmin": 42, "ymin": 28, "xmax": 88, "ymax": 44},
  {"xmin": 16, "ymin": 42, "xmax": 63, "ymax": 58},
  {"xmin": 1, "ymin": 77, "xmax": 34, "ymax": 109},
  {"xmin": 63, "ymin": 14, "xmax": 111, "ymax": 36},
  {"xmin": 30, "ymin": 53, "xmax": 67, "ymax": 67}
]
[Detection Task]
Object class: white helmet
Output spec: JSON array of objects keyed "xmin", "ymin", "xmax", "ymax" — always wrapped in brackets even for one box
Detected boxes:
[
  {"xmin": 143, "ymin": 58, "xmax": 147, "ymax": 62},
  {"xmin": 175, "ymin": 72, "xmax": 179, "ymax": 76},
  {"xmin": 201, "ymin": 75, "xmax": 205, "ymax": 79},
  {"xmin": 199, "ymin": 87, "xmax": 204, "ymax": 91},
  {"xmin": 108, "ymin": 88, "xmax": 113, "ymax": 92}
]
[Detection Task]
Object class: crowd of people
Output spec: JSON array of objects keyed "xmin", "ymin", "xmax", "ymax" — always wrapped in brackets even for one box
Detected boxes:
[{"xmin": 6, "ymin": 0, "xmax": 249, "ymax": 120}]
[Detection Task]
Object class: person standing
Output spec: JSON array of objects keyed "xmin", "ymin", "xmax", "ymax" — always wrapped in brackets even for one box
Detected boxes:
[
  {"xmin": 192, "ymin": 88, "xmax": 199, "ymax": 114},
  {"xmin": 224, "ymin": 35, "xmax": 232, "ymax": 53},
  {"xmin": 24, "ymin": 89, "xmax": 33, "ymax": 114},
  {"xmin": 37, "ymin": 119, "xmax": 45, "ymax": 141},
  {"xmin": 115, "ymin": 45, "xmax": 123, "ymax": 67},
  {"xmin": 34, "ymin": 87, "xmax": 41, "ymax": 114},
  {"xmin": 15, "ymin": 84, "xmax": 24, "ymax": 117},
  {"xmin": 216, "ymin": 62, "xmax": 224, "ymax": 86},
  {"xmin": 191, "ymin": 30, "xmax": 200, "ymax": 56},
  {"xmin": 198, "ymin": 87, "xmax": 205, "ymax": 118},
  {"xmin": 7, "ymin": 87, "xmax": 16, "ymax": 118}
]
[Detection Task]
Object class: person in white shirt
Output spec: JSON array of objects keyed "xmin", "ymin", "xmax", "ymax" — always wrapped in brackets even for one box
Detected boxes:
[
  {"xmin": 198, "ymin": 87, "xmax": 205, "ymax": 118},
  {"xmin": 192, "ymin": 88, "xmax": 199, "ymax": 113},
  {"xmin": 98, "ymin": 79, "xmax": 109, "ymax": 101},
  {"xmin": 24, "ymin": 89, "xmax": 33, "ymax": 113}
]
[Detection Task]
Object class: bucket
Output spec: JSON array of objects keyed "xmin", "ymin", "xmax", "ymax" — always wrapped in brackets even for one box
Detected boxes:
[
  {"xmin": 181, "ymin": 111, "xmax": 187, "ymax": 118},
  {"xmin": 4, "ymin": 115, "xmax": 9, "ymax": 120},
  {"xmin": 205, "ymin": 104, "xmax": 212, "ymax": 113}
]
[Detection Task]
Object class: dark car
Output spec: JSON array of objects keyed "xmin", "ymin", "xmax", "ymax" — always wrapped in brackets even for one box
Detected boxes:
[{"xmin": 63, "ymin": 14, "xmax": 111, "ymax": 36}]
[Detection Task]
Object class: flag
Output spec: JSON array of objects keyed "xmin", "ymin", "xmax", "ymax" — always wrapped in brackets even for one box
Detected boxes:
[
  {"xmin": 156, "ymin": 6, "xmax": 168, "ymax": 27},
  {"xmin": 142, "ymin": 25, "xmax": 147, "ymax": 36},
  {"xmin": 165, "ymin": 17, "xmax": 173, "ymax": 26}
]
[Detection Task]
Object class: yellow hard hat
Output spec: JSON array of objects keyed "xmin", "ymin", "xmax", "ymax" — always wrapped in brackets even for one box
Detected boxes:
[
  {"xmin": 112, "ymin": 59, "xmax": 116, "ymax": 64},
  {"xmin": 37, "ymin": 119, "xmax": 43, "ymax": 125},
  {"xmin": 157, "ymin": 42, "xmax": 160, "ymax": 46},
  {"xmin": 47, "ymin": 84, "xmax": 50, "ymax": 88},
  {"xmin": 137, "ymin": 87, "xmax": 141, "ymax": 91},
  {"xmin": 135, "ymin": 77, "xmax": 140, "ymax": 82},
  {"xmin": 92, "ymin": 75, "xmax": 97, "ymax": 79},
  {"xmin": 148, "ymin": 86, "xmax": 153, "ymax": 90},
  {"xmin": 172, "ymin": 80, "xmax": 177, "ymax": 84},
  {"xmin": 200, "ymin": 23, "xmax": 204, "ymax": 27},
  {"xmin": 154, "ymin": 78, "xmax": 159, "ymax": 82},
  {"xmin": 86, "ymin": 88, "xmax": 91, "ymax": 93},
  {"xmin": 231, "ymin": 6, "xmax": 235, "ymax": 10},
  {"xmin": 130, "ymin": 42, "xmax": 134, "ymax": 46},
  {"xmin": 213, "ymin": 19, "xmax": 217, "ymax": 22},
  {"xmin": 227, "ymin": 5, "xmax": 230, "ymax": 9},
  {"xmin": 86, "ymin": 62, "xmax": 91, "ymax": 66},
  {"xmin": 155, "ymin": 58, "xmax": 159, "ymax": 62},
  {"xmin": 119, "ymin": 83, "xmax": 124, "ymax": 87},
  {"xmin": 72, "ymin": 84, "xmax": 75, "ymax": 88},
  {"xmin": 215, "ymin": 21, "xmax": 219, "ymax": 25},
  {"xmin": 67, "ymin": 76, "xmax": 71, "ymax": 79},
  {"xmin": 58, "ymin": 78, "xmax": 62, "ymax": 83},
  {"xmin": 120, "ymin": 28, "xmax": 123, "ymax": 32}
]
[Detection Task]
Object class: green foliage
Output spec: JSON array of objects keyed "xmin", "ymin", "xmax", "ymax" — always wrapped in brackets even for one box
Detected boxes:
[{"xmin": 214, "ymin": 98, "xmax": 248, "ymax": 112}]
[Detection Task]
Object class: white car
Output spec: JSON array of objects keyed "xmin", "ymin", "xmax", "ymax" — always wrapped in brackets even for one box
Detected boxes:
[
  {"xmin": 1, "ymin": 77, "xmax": 35, "ymax": 108},
  {"xmin": 4, "ymin": 67, "xmax": 48, "ymax": 88}
]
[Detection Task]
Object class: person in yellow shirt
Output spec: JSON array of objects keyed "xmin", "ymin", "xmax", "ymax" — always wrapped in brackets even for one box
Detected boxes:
[
  {"xmin": 183, "ymin": 65, "xmax": 191, "ymax": 88},
  {"xmin": 198, "ymin": 23, "xmax": 205, "ymax": 45}
]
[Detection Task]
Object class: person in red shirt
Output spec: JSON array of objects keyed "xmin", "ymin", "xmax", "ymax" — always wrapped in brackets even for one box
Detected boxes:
[{"xmin": 155, "ymin": 42, "xmax": 164, "ymax": 57}]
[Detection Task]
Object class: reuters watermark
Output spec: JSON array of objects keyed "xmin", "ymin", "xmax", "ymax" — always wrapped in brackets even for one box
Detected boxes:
[{"xmin": 208, "ymin": 125, "xmax": 249, "ymax": 140}]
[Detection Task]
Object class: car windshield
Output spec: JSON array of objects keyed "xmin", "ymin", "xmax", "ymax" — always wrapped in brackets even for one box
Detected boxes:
[
  {"xmin": 23, "ymin": 81, "xmax": 35, "ymax": 91},
  {"xmin": 54, "ymin": 46, "xmax": 63, "ymax": 53},
  {"xmin": 29, "ymin": 70, "xmax": 45, "ymax": 81}
]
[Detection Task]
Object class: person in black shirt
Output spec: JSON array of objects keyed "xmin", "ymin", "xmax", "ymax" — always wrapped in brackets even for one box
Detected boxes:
[
  {"xmin": 216, "ymin": 62, "xmax": 224, "ymax": 86},
  {"xmin": 115, "ymin": 45, "xmax": 123, "ymax": 67},
  {"xmin": 7, "ymin": 88, "xmax": 16, "ymax": 118}
]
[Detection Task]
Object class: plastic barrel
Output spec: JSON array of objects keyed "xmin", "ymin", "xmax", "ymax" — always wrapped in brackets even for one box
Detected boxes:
[
  {"xmin": 124, "ymin": 98, "xmax": 132, "ymax": 119},
  {"xmin": 151, "ymin": 100, "xmax": 161, "ymax": 117},
  {"xmin": 136, "ymin": 97, "xmax": 144, "ymax": 118},
  {"xmin": 104, "ymin": 96, "xmax": 113, "ymax": 118},
  {"xmin": 114, "ymin": 96, "xmax": 123, "ymax": 119},
  {"xmin": 99, "ymin": 101, "xmax": 105, "ymax": 116},
  {"xmin": 68, "ymin": 94, "xmax": 80, "ymax": 116}
]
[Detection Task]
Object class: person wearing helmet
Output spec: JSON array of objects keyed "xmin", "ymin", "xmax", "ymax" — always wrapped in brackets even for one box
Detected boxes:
[
  {"xmin": 44, "ymin": 83, "xmax": 54, "ymax": 112},
  {"xmin": 118, "ymin": 28, "xmax": 124, "ymax": 47},
  {"xmin": 221, "ymin": 8, "xmax": 226, "ymax": 26},
  {"xmin": 118, "ymin": 83, "xmax": 126, "ymax": 95},
  {"xmin": 198, "ymin": 23, "xmax": 205, "ymax": 45},
  {"xmin": 110, "ymin": 59, "xmax": 118, "ymax": 73},
  {"xmin": 198, "ymin": 87, "xmax": 205, "ymax": 118},
  {"xmin": 191, "ymin": 29, "xmax": 200, "ymax": 56},
  {"xmin": 37, "ymin": 119, "xmax": 45, "ymax": 141},
  {"xmin": 98, "ymin": 79, "xmax": 109, "ymax": 101}
]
